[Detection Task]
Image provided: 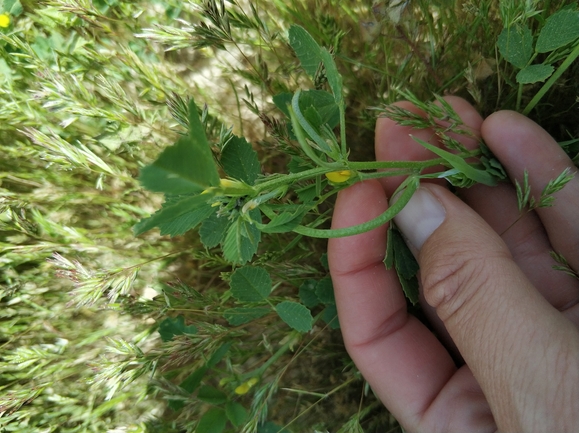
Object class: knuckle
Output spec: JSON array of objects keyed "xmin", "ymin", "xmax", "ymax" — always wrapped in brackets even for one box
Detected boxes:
[{"xmin": 421, "ymin": 243, "xmax": 502, "ymax": 322}]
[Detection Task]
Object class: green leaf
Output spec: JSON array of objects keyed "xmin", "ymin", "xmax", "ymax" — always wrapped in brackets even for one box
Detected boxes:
[
  {"xmin": 516, "ymin": 64, "xmax": 555, "ymax": 84},
  {"xmin": 275, "ymin": 301, "xmax": 313, "ymax": 332},
  {"xmin": 288, "ymin": 25, "xmax": 323, "ymax": 79},
  {"xmin": 180, "ymin": 366, "xmax": 208, "ymax": 393},
  {"xmin": 221, "ymin": 136, "xmax": 261, "ymax": 185},
  {"xmin": 391, "ymin": 229, "xmax": 419, "ymax": 280},
  {"xmin": 315, "ymin": 277, "xmax": 335, "ymax": 305},
  {"xmin": 226, "ymin": 401, "xmax": 249, "ymax": 427},
  {"xmin": 207, "ymin": 342, "xmax": 232, "ymax": 368},
  {"xmin": 536, "ymin": 9, "xmax": 579, "ymax": 53},
  {"xmin": 200, "ymin": 212, "xmax": 231, "ymax": 248},
  {"xmin": 197, "ymin": 407, "xmax": 227, "ymax": 433},
  {"xmin": 197, "ymin": 385, "xmax": 227, "ymax": 404},
  {"xmin": 384, "ymin": 225, "xmax": 395, "ymax": 270},
  {"xmin": 230, "ymin": 266, "xmax": 272, "ymax": 302},
  {"xmin": 320, "ymin": 48, "xmax": 343, "ymax": 104},
  {"xmin": 273, "ymin": 92, "xmax": 293, "ymax": 117},
  {"xmin": 413, "ymin": 137, "xmax": 498, "ymax": 186},
  {"xmin": 398, "ymin": 272, "xmax": 419, "ymax": 305},
  {"xmin": 8, "ymin": 0, "xmax": 22, "ymax": 15},
  {"xmin": 299, "ymin": 279, "xmax": 320, "ymax": 308},
  {"xmin": 223, "ymin": 307, "xmax": 270, "ymax": 325},
  {"xmin": 299, "ymin": 90, "xmax": 340, "ymax": 127},
  {"xmin": 158, "ymin": 315, "xmax": 197, "ymax": 342},
  {"xmin": 295, "ymin": 183, "xmax": 318, "ymax": 202},
  {"xmin": 321, "ymin": 304, "xmax": 340, "ymax": 329},
  {"xmin": 274, "ymin": 90, "xmax": 339, "ymax": 128},
  {"xmin": 133, "ymin": 195, "xmax": 213, "ymax": 236},
  {"xmin": 138, "ymin": 99, "xmax": 219, "ymax": 195},
  {"xmin": 497, "ymin": 25, "xmax": 533, "ymax": 69},
  {"xmin": 257, "ymin": 422, "xmax": 290, "ymax": 433},
  {"xmin": 259, "ymin": 207, "xmax": 308, "ymax": 233},
  {"xmin": 222, "ymin": 210, "xmax": 262, "ymax": 264}
]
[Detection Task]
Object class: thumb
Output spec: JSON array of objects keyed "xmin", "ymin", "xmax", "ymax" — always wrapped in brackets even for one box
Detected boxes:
[{"xmin": 392, "ymin": 183, "xmax": 579, "ymax": 432}]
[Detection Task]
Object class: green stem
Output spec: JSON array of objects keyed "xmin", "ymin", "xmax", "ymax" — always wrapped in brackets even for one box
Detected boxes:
[
  {"xmin": 523, "ymin": 42, "xmax": 579, "ymax": 116},
  {"xmin": 348, "ymin": 158, "xmax": 444, "ymax": 170},
  {"xmin": 339, "ymin": 103, "xmax": 347, "ymax": 156},
  {"xmin": 516, "ymin": 82, "xmax": 523, "ymax": 112},
  {"xmin": 241, "ymin": 337, "xmax": 294, "ymax": 380},
  {"xmin": 292, "ymin": 176, "xmax": 419, "ymax": 238}
]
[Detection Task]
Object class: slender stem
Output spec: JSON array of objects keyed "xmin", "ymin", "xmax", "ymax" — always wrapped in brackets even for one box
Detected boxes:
[
  {"xmin": 339, "ymin": 103, "xmax": 347, "ymax": 156},
  {"xmin": 348, "ymin": 158, "xmax": 443, "ymax": 170},
  {"xmin": 516, "ymin": 82, "xmax": 523, "ymax": 112},
  {"xmin": 523, "ymin": 42, "xmax": 579, "ymax": 116},
  {"xmin": 292, "ymin": 176, "xmax": 419, "ymax": 238}
]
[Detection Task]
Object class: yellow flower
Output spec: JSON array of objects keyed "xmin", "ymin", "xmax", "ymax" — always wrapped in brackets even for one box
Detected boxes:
[
  {"xmin": 325, "ymin": 170, "xmax": 353, "ymax": 183},
  {"xmin": 234, "ymin": 377, "xmax": 259, "ymax": 395},
  {"xmin": 0, "ymin": 14, "xmax": 10, "ymax": 28}
]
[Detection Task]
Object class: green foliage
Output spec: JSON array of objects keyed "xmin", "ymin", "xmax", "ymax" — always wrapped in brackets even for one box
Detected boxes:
[{"xmin": 497, "ymin": 7, "xmax": 579, "ymax": 112}]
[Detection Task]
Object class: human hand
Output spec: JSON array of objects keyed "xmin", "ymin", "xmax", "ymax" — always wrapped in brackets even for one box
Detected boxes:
[{"xmin": 328, "ymin": 97, "xmax": 579, "ymax": 432}]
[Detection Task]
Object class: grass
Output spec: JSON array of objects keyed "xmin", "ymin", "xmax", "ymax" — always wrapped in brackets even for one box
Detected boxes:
[{"xmin": 0, "ymin": 0, "xmax": 577, "ymax": 432}]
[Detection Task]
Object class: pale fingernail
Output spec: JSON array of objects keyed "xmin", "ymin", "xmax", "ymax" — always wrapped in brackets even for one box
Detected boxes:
[{"xmin": 392, "ymin": 187, "xmax": 446, "ymax": 250}]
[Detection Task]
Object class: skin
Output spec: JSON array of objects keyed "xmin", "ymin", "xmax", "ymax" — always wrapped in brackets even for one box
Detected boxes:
[{"xmin": 328, "ymin": 97, "xmax": 579, "ymax": 432}]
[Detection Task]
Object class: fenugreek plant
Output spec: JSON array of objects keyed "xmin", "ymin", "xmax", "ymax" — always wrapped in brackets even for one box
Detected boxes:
[{"xmin": 1, "ymin": 1, "xmax": 578, "ymax": 433}]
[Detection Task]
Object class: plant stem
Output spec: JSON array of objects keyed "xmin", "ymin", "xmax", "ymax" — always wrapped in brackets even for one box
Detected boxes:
[
  {"xmin": 523, "ymin": 42, "xmax": 579, "ymax": 116},
  {"xmin": 292, "ymin": 176, "xmax": 419, "ymax": 238}
]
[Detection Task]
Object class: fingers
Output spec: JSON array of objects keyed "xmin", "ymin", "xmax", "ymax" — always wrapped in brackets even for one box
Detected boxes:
[
  {"xmin": 375, "ymin": 96, "xmax": 483, "ymax": 196},
  {"xmin": 458, "ymin": 182, "xmax": 579, "ymax": 317},
  {"xmin": 328, "ymin": 180, "xmax": 458, "ymax": 427},
  {"xmin": 481, "ymin": 111, "xmax": 579, "ymax": 272},
  {"xmin": 394, "ymin": 183, "xmax": 579, "ymax": 432}
]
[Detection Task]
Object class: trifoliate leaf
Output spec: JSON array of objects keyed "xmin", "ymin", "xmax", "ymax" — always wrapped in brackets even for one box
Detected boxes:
[
  {"xmin": 536, "ymin": 9, "xmax": 579, "ymax": 53},
  {"xmin": 230, "ymin": 266, "xmax": 272, "ymax": 302},
  {"xmin": 133, "ymin": 194, "xmax": 213, "ymax": 236},
  {"xmin": 198, "ymin": 386, "xmax": 227, "ymax": 405},
  {"xmin": 222, "ymin": 210, "xmax": 261, "ymax": 264},
  {"xmin": 321, "ymin": 304, "xmax": 340, "ymax": 329},
  {"xmin": 180, "ymin": 367, "xmax": 208, "ymax": 393},
  {"xmin": 288, "ymin": 25, "xmax": 323, "ymax": 79},
  {"xmin": 221, "ymin": 136, "xmax": 261, "ymax": 185},
  {"xmin": 207, "ymin": 342, "xmax": 232, "ymax": 368},
  {"xmin": 226, "ymin": 402, "xmax": 249, "ymax": 427},
  {"xmin": 275, "ymin": 301, "xmax": 313, "ymax": 332},
  {"xmin": 158, "ymin": 315, "xmax": 197, "ymax": 342},
  {"xmin": 200, "ymin": 212, "xmax": 231, "ymax": 248},
  {"xmin": 516, "ymin": 64, "xmax": 555, "ymax": 84},
  {"xmin": 299, "ymin": 279, "xmax": 320, "ymax": 308},
  {"xmin": 315, "ymin": 277, "xmax": 335, "ymax": 305},
  {"xmin": 223, "ymin": 307, "xmax": 270, "ymax": 326},
  {"xmin": 259, "ymin": 207, "xmax": 309, "ymax": 233},
  {"xmin": 139, "ymin": 99, "xmax": 219, "ymax": 195},
  {"xmin": 197, "ymin": 408, "xmax": 226, "ymax": 433},
  {"xmin": 497, "ymin": 24, "xmax": 533, "ymax": 69}
]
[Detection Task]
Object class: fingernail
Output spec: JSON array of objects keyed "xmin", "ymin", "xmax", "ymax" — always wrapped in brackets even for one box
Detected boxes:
[{"xmin": 392, "ymin": 187, "xmax": 446, "ymax": 250}]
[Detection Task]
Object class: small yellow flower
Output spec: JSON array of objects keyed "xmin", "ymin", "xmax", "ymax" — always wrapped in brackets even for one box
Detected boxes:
[
  {"xmin": 0, "ymin": 14, "xmax": 10, "ymax": 28},
  {"xmin": 325, "ymin": 170, "xmax": 353, "ymax": 183},
  {"xmin": 234, "ymin": 377, "xmax": 259, "ymax": 395}
]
